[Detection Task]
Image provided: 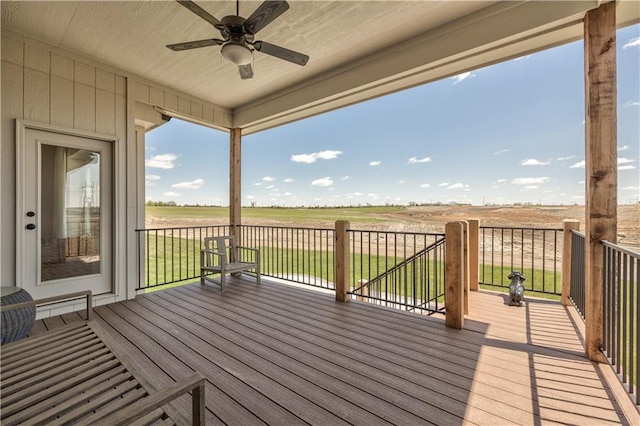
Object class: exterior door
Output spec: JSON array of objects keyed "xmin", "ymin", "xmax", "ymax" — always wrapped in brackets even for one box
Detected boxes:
[{"xmin": 18, "ymin": 128, "xmax": 113, "ymax": 299}]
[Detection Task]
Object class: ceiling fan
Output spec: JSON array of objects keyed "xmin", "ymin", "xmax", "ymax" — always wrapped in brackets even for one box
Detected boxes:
[{"xmin": 167, "ymin": 0, "xmax": 309, "ymax": 79}]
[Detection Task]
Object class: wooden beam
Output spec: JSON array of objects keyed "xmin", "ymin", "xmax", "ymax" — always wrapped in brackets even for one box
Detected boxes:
[
  {"xmin": 335, "ymin": 220, "xmax": 350, "ymax": 303},
  {"xmin": 584, "ymin": 1, "xmax": 616, "ymax": 363},
  {"xmin": 445, "ymin": 221, "xmax": 464, "ymax": 329},
  {"xmin": 561, "ymin": 219, "xmax": 580, "ymax": 306},
  {"xmin": 229, "ymin": 128, "xmax": 242, "ymax": 242},
  {"xmin": 462, "ymin": 221, "xmax": 470, "ymax": 315}
]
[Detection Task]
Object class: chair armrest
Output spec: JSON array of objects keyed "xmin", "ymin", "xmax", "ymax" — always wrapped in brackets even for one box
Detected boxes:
[
  {"xmin": 237, "ymin": 246, "xmax": 259, "ymax": 254},
  {"xmin": 0, "ymin": 290, "xmax": 93, "ymax": 321},
  {"xmin": 96, "ymin": 373, "xmax": 206, "ymax": 426}
]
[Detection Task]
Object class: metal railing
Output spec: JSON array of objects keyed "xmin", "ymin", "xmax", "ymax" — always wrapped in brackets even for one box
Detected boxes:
[
  {"xmin": 136, "ymin": 225, "xmax": 230, "ymax": 290},
  {"xmin": 348, "ymin": 230, "xmax": 446, "ymax": 315},
  {"xmin": 569, "ymin": 230, "xmax": 586, "ymax": 320},
  {"xmin": 602, "ymin": 240, "xmax": 639, "ymax": 405},
  {"xmin": 238, "ymin": 225, "xmax": 335, "ymax": 289},
  {"xmin": 480, "ymin": 226, "xmax": 562, "ymax": 295}
]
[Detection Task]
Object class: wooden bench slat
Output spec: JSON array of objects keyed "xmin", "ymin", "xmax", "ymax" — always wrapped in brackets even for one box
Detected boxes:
[
  {"xmin": 2, "ymin": 341, "xmax": 108, "ymax": 385},
  {"xmin": 2, "ymin": 370, "xmax": 133, "ymax": 425},
  {"xmin": 1, "ymin": 355, "xmax": 120, "ymax": 413},
  {"xmin": 127, "ymin": 408, "xmax": 170, "ymax": 426},
  {"xmin": 0, "ymin": 323, "xmax": 91, "ymax": 363},
  {"xmin": 51, "ymin": 382, "xmax": 146, "ymax": 426}
]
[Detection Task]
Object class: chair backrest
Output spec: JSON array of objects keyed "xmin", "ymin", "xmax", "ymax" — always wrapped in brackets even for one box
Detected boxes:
[{"xmin": 203, "ymin": 236, "xmax": 238, "ymax": 264}]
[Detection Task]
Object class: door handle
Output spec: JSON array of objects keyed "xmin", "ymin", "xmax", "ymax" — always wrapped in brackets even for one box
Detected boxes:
[{"xmin": 26, "ymin": 224, "xmax": 36, "ymax": 230}]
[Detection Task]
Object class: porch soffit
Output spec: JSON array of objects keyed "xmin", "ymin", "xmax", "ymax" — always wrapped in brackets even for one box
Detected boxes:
[{"xmin": 2, "ymin": 1, "xmax": 639, "ymax": 135}]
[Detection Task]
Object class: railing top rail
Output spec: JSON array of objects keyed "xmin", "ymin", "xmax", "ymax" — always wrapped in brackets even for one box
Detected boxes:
[
  {"xmin": 240, "ymin": 224, "xmax": 334, "ymax": 232},
  {"xmin": 570, "ymin": 229, "xmax": 586, "ymax": 237},
  {"xmin": 480, "ymin": 225, "xmax": 563, "ymax": 231},
  {"xmin": 601, "ymin": 240, "xmax": 640, "ymax": 258},
  {"xmin": 135, "ymin": 225, "xmax": 229, "ymax": 232},
  {"xmin": 348, "ymin": 229, "xmax": 446, "ymax": 238}
]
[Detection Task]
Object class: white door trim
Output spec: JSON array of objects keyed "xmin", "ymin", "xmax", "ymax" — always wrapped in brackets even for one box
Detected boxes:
[{"xmin": 15, "ymin": 119, "xmax": 119, "ymax": 295}]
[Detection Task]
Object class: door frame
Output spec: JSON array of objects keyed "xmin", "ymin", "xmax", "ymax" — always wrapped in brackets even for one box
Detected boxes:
[{"xmin": 15, "ymin": 119, "xmax": 120, "ymax": 296}]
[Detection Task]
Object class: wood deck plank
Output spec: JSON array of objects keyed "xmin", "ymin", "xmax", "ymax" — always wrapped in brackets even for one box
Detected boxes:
[{"xmin": 24, "ymin": 277, "xmax": 632, "ymax": 426}]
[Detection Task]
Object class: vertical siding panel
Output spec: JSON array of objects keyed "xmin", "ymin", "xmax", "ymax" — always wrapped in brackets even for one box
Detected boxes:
[
  {"xmin": 96, "ymin": 89, "xmax": 116, "ymax": 135},
  {"xmin": 1, "ymin": 60, "xmax": 24, "ymax": 286},
  {"xmin": 50, "ymin": 76, "xmax": 74, "ymax": 128},
  {"xmin": 202, "ymin": 105, "xmax": 214, "ymax": 123},
  {"xmin": 115, "ymin": 93, "xmax": 127, "ymax": 139},
  {"xmin": 74, "ymin": 62, "xmax": 95, "ymax": 87},
  {"xmin": 164, "ymin": 92, "xmax": 178, "ymax": 111},
  {"xmin": 74, "ymin": 83, "xmax": 96, "ymax": 132},
  {"xmin": 115, "ymin": 75, "xmax": 127, "ymax": 96},
  {"xmin": 51, "ymin": 53, "xmax": 74, "ymax": 79},
  {"xmin": 178, "ymin": 96, "xmax": 190, "ymax": 114},
  {"xmin": 190, "ymin": 101, "xmax": 203, "ymax": 119},
  {"xmin": 96, "ymin": 69, "xmax": 115, "ymax": 93},
  {"xmin": 149, "ymin": 86, "xmax": 164, "ymax": 106},
  {"xmin": 24, "ymin": 44, "xmax": 50, "ymax": 73},
  {"xmin": 23, "ymin": 68, "xmax": 50, "ymax": 123},
  {"xmin": 1, "ymin": 37, "xmax": 24, "ymax": 65},
  {"xmin": 135, "ymin": 82, "xmax": 150, "ymax": 103}
]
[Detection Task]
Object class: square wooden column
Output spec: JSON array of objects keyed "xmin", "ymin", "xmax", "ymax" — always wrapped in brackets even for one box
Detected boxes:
[
  {"xmin": 230, "ymin": 128, "xmax": 242, "ymax": 242},
  {"xmin": 584, "ymin": 2, "xmax": 617, "ymax": 363}
]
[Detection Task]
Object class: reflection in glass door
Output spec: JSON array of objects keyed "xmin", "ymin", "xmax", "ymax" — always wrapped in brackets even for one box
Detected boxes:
[{"xmin": 40, "ymin": 145, "xmax": 101, "ymax": 281}]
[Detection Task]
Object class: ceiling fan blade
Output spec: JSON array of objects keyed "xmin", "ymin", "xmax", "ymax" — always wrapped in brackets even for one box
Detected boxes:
[
  {"xmin": 254, "ymin": 41, "xmax": 308, "ymax": 66},
  {"xmin": 244, "ymin": 1, "xmax": 289, "ymax": 35},
  {"xmin": 166, "ymin": 38, "xmax": 224, "ymax": 51},
  {"xmin": 176, "ymin": 0, "xmax": 223, "ymax": 28},
  {"xmin": 238, "ymin": 64, "xmax": 254, "ymax": 79}
]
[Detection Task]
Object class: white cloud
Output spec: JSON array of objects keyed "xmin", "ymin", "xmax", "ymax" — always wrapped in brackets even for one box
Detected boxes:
[
  {"xmin": 172, "ymin": 179, "xmax": 204, "ymax": 189},
  {"xmin": 520, "ymin": 158, "xmax": 550, "ymax": 166},
  {"xmin": 452, "ymin": 71, "xmax": 475, "ymax": 84},
  {"xmin": 515, "ymin": 54, "xmax": 531, "ymax": 61},
  {"xmin": 398, "ymin": 180, "xmax": 406, "ymax": 184},
  {"xmin": 618, "ymin": 157, "xmax": 635, "ymax": 165},
  {"xmin": 145, "ymin": 175, "xmax": 160, "ymax": 181},
  {"xmin": 340, "ymin": 176, "xmax": 350, "ymax": 181},
  {"xmin": 557, "ymin": 155, "xmax": 576, "ymax": 161},
  {"xmin": 447, "ymin": 183, "xmax": 470, "ymax": 190},
  {"xmin": 254, "ymin": 182, "xmax": 262, "ymax": 186},
  {"xmin": 146, "ymin": 153, "xmax": 176, "ymax": 169},
  {"xmin": 493, "ymin": 149, "xmax": 509, "ymax": 155},
  {"xmin": 283, "ymin": 192, "xmax": 292, "ymax": 196},
  {"xmin": 524, "ymin": 185, "xmax": 539, "ymax": 190},
  {"xmin": 354, "ymin": 192, "xmax": 363, "ymax": 196},
  {"xmin": 420, "ymin": 183, "xmax": 431, "ymax": 188},
  {"xmin": 283, "ymin": 178, "xmax": 294, "ymax": 183},
  {"xmin": 262, "ymin": 176, "xmax": 275, "ymax": 181},
  {"xmin": 291, "ymin": 150, "xmax": 342, "ymax": 163},
  {"xmin": 163, "ymin": 191, "xmax": 180, "ymax": 197},
  {"xmin": 246, "ymin": 195, "xmax": 255, "ymax": 200},
  {"xmin": 438, "ymin": 182, "xmax": 450, "ymax": 187},
  {"xmin": 618, "ymin": 145, "xmax": 630, "ymax": 151},
  {"xmin": 369, "ymin": 161, "xmax": 381, "ymax": 166},
  {"xmin": 621, "ymin": 186, "xmax": 639, "ymax": 190},
  {"xmin": 623, "ymin": 101, "xmax": 640, "ymax": 107},
  {"xmin": 311, "ymin": 177, "xmax": 333, "ymax": 187},
  {"xmin": 496, "ymin": 179, "xmax": 507, "ymax": 183},
  {"xmin": 266, "ymin": 185, "xmax": 275, "ymax": 189},
  {"xmin": 619, "ymin": 165, "xmax": 636, "ymax": 171},
  {"xmin": 511, "ymin": 177, "xmax": 551, "ymax": 185},
  {"xmin": 408, "ymin": 156, "xmax": 432, "ymax": 164},
  {"xmin": 623, "ymin": 36, "xmax": 640, "ymax": 49},
  {"xmin": 367, "ymin": 193, "xmax": 379, "ymax": 198},
  {"xmin": 578, "ymin": 180, "xmax": 585, "ymax": 184},
  {"xmin": 570, "ymin": 160, "xmax": 585, "ymax": 169}
]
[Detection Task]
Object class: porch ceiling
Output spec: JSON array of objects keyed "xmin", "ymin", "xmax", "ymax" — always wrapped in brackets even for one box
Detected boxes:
[{"xmin": 2, "ymin": 1, "xmax": 639, "ymax": 134}]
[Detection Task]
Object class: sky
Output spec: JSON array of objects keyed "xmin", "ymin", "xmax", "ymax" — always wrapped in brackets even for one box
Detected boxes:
[{"xmin": 145, "ymin": 24, "xmax": 639, "ymax": 207}]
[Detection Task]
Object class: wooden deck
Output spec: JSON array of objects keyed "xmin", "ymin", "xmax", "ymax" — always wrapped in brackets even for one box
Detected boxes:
[{"xmin": 30, "ymin": 277, "xmax": 637, "ymax": 425}]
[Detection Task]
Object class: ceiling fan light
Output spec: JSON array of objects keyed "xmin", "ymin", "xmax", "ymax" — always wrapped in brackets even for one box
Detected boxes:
[{"xmin": 221, "ymin": 42, "xmax": 253, "ymax": 65}]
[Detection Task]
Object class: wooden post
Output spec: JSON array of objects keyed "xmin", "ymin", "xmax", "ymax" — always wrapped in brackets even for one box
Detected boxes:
[
  {"xmin": 584, "ymin": 2, "xmax": 616, "ymax": 363},
  {"xmin": 561, "ymin": 219, "xmax": 580, "ymax": 306},
  {"xmin": 462, "ymin": 221, "xmax": 470, "ymax": 315},
  {"xmin": 229, "ymin": 128, "xmax": 242, "ymax": 243},
  {"xmin": 356, "ymin": 279, "xmax": 369, "ymax": 302},
  {"xmin": 468, "ymin": 218, "xmax": 480, "ymax": 291},
  {"xmin": 445, "ymin": 221, "xmax": 464, "ymax": 329},
  {"xmin": 335, "ymin": 220, "xmax": 351, "ymax": 302}
]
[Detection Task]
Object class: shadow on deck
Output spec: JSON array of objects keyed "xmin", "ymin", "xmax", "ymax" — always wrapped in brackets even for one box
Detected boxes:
[{"xmin": 31, "ymin": 276, "xmax": 635, "ymax": 425}]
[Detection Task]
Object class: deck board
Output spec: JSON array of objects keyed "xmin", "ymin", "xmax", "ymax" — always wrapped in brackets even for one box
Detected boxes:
[{"xmin": 28, "ymin": 277, "xmax": 633, "ymax": 425}]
